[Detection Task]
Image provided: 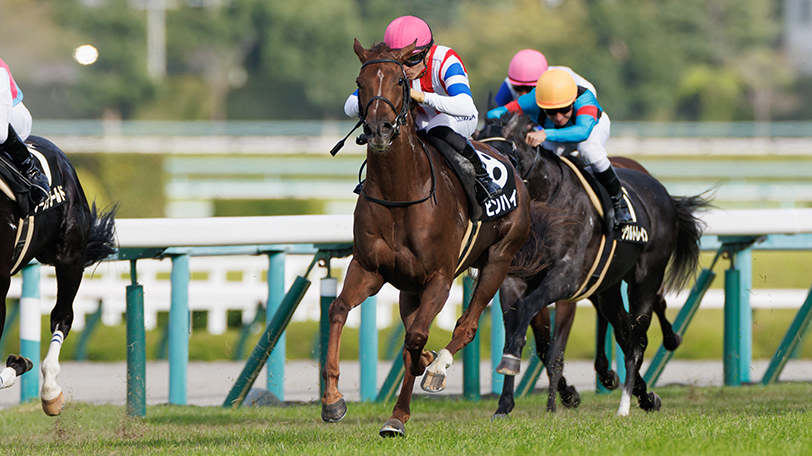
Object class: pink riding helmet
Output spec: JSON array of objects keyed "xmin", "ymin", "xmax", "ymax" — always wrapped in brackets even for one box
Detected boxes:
[
  {"xmin": 384, "ymin": 16, "xmax": 434, "ymax": 53},
  {"xmin": 508, "ymin": 49, "xmax": 549, "ymax": 86}
]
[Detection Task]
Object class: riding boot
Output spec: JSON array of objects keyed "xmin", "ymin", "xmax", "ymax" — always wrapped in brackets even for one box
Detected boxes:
[
  {"xmin": 595, "ymin": 166, "xmax": 633, "ymax": 228},
  {"xmin": 2, "ymin": 125, "xmax": 50, "ymax": 203},
  {"xmin": 460, "ymin": 140, "xmax": 502, "ymax": 201}
]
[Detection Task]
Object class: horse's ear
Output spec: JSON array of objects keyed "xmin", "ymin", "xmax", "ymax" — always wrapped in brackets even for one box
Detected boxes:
[
  {"xmin": 394, "ymin": 40, "xmax": 417, "ymax": 63},
  {"xmin": 353, "ymin": 38, "xmax": 368, "ymax": 63}
]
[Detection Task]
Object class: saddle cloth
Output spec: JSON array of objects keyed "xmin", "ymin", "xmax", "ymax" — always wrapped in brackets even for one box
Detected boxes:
[
  {"xmin": 0, "ymin": 139, "xmax": 69, "ymax": 275},
  {"xmin": 417, "ymin": 131, "xmax": 519, "ymax": 223},
  {"xmin": 0, "ymin": 139, "xmax": 67, "ymax": 216}
]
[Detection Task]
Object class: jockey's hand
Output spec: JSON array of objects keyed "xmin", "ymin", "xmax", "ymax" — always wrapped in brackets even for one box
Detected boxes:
[
  {"xmin": 526, "ymin": 129, "xmax": 547, "ymax": 148},
  {"xmin": 410, "ymin": 89, "xmax": 425, "ymax": 104}
]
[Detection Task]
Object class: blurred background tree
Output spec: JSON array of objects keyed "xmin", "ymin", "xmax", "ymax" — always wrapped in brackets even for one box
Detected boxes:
[{"xmin": 3, "ymin": 0, "xmax": 803, "ymax": 122}]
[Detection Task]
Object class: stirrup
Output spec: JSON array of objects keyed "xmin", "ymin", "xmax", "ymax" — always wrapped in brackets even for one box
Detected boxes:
[
  {"xmin": 612, "ymin": 197, "xmax": 633, "ymax": 227},
  {"xmin": 477, "ymin": 175, "xmax": 502, "ymax": 201}
]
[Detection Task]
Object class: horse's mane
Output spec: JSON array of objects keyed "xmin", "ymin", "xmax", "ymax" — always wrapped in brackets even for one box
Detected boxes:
[{"xmin": 503, "ymin": 112, "xmax": 558, "ymax": 162}]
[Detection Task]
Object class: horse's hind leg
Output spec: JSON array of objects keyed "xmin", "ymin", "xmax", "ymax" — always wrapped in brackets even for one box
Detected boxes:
[
  {"xmin": 594, "ymin": 308, "xmax": 620, "ymax": 390},
  {"xmin": 551, "ymin": 302, "xmax": 580, "ymax": 409},
  {"xmin": 654, "ymin": 293, "xmax": 682, "ymax": 351},
  {"xmin": 40, "ymin": 261, "xmax": 83, "ymax": 416}
]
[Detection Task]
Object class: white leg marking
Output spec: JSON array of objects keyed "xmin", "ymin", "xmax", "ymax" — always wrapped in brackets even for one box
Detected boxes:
[
  {"xmin": 617, "ymin": 389, "xmax": 632, "ymax": 417},
  {"xmin": 0, "ymin": 367, "xmax": 16, "ymax": 390},
  {"xmin": 426, "ymin": 349, "xmax": 453, "ymax": 376},
  {"xmin": 40, "ymin": 330, "xmax": 64, "ymax": 401}
]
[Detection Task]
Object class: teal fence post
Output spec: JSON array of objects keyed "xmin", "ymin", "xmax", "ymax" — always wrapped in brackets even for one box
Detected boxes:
[
  {"xmin": 761, "ymin": 284, "xmax": 812, "ymax": 384},
  {"xmin": 73, "ymin": 303, "xmax": 103, "ymax": 361},
  {"xmin": 169, "ymin": 253, "xmax": 190, "ymax": 405},
  {"xmin": 266, "ymin": 251, "xmax": 286, "ymax": 399},
  {"xmin": 490, "ymin": 291, "xmax": 504, "ymax": 395},
  {"xmin": 319, "ymin": 272, "xmax": 337, "ymax": 398},
  {"xmin": 223, "ymin": 276, "xmax": 311, "ymax": 408},
  {"xmin": 359, "ymin": 296, "xmax": 377, "ymax": 402},
  {"xmin": 19, "ymin": 263, "xmax": 40, "ymax": 403},
  {"xmin": 126, "ymin": 260, "xmax": 146, "ymax": 417},
  {"xmin": 724, "ymin": 267, "xmax": 742, "ymax": 386},
  {"xmin": 462, "ymin": 274, "xmax": 480, "ymax": 401},
  {"xmin": 375, "ymin": 345, "xmax": 405, "ymax": 403},
  {"xmin": 735, "ymin": 246, "xmax": 752, "ymax": 383},
  {"xmin": 644, "ymin": 267, "xmax": 717, "ymax": 386}
]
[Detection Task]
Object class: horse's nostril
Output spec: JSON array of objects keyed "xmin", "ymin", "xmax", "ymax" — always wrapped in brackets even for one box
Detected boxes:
[{"xmin": 363, "ymin": 125, "xmax": 373, "ymax": 137}]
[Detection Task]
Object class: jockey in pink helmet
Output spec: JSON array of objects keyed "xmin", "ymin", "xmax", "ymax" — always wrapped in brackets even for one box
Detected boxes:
[
  {"xmin": 344, "ymin": 16, "xmax": 501, "ymax": 202},
  {"xmin": 493, "ymin": 49, "xmax": 548, "ymax": 107},
  {"xmin": 0, "ymin": 58, "xmax": 50, "ymax": 203}
]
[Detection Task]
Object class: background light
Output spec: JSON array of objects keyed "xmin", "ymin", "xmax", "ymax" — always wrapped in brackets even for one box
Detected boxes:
[{"xmin": 73, "ymin": 45, "xmax": 99, "ymax": 65}]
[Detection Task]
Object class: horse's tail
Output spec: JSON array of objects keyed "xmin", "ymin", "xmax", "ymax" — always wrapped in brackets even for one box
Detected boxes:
[
  {"xmin": 84, "ymin": 202, "xmax": 119, "ymax": 268},
  {"xmin": 663, "ymin": 193, "xmax": 713, "ymax": 294},
  {"xmin": 508, "ymin": 201, "xmax": 571, "ymax": 279}
]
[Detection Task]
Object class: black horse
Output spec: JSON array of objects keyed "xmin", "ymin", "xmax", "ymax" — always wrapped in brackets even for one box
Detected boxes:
[
  {"xmin": 477, "ymin": 118, "xmax": 685, "ymax": 413},
  {"xmin": 0, "ymin": 135, "xmax": 117, "ymax": 415},
  {"xmin": 492, "ymin": 114, "xmax": 709, "ymax": 416}
]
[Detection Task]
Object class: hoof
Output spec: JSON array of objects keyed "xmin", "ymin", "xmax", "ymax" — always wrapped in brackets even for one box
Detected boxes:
[
  {"xmin": 642, "ymin": 392, "xmax": 662, "ymax": 412},
  {"xmin": 41, "ymin": 391, "xmax": 65, "ymax": 416},
  {"xmin": 600, "ymin": 370, "xmax": 620, "ymax": 390},
  {"xmin": 420, "ymin": 370, "xmax": 446, "ymax": 393},
  {"xmin": 379, "ymin": 418, "xmax": 405, "ymax": 437},
  {"xmin": 663, "ymin": 333, "xmax": 682, "ymax": 351},
  {"xmin": 6, "ymin": 354, "xmax": 33, "ymax": 377},
  {"xmin": 490, "ymin": 413, "xmax": 511, "ymax": 422},
  {"xmin": 561, "ymin": 386, "xmax": 581, "ymax": 409},
  {"xmin": 321, "ymin": 398, "xmax": 347, "ymax": 423},
  {"xmin": 495, "ymin": 355, "xmax": 521, "ymax": 376}
]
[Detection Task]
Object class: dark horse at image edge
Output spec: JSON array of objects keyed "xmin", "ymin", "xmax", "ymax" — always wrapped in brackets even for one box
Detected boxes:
[{"xmin": 0, "ymin": 135, "xmax": 117, "ymax": 416}]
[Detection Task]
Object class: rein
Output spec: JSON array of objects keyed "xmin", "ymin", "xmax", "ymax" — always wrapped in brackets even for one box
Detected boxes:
[{"xmin": 357, "ymin": 138, "xmax": 437, "ymax": 208}]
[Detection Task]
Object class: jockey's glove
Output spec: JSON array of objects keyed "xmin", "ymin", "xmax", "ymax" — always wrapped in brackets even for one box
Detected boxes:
[{"xmin": 410, "ymin": 89, "xmax": 425, "ymax": 104}]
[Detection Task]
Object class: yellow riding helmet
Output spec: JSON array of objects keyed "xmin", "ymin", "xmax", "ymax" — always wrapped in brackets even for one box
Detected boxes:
[{"xmin": 535, "ymin": 68, "xmax": 578, "ymax": 109}]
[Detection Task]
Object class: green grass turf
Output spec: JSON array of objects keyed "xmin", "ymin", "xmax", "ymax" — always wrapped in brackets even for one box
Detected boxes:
[{"xmin": 1, "ymin": 383, "xmax": 811, "ymax": 455}]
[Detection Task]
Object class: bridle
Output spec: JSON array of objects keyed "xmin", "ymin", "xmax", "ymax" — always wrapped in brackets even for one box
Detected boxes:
[{"xmin": 357, "ymin": 58, "xmax": 412, "ymax": 141}]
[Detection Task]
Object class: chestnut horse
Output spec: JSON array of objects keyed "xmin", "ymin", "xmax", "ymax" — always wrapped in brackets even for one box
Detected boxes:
[
  {"xmin": 493, "ymin": 113, "xmax": 709, "ymax": 416},
  {"xmin": 321, "ymin": 41, "xmax": 538, "ymax": 437},
  {"xmin": 0, "ymin": 136, "xmax": 116, "ymax": 415}
]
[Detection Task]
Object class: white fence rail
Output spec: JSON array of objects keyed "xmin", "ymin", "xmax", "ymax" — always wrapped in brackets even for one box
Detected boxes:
[{"xmin": 7, "ymin": 209, "xmax": 812, "ymax": 335}]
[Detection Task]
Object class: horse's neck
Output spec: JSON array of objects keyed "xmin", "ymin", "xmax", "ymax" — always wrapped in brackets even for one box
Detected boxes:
[
  {"xmin": 525, "ymin": 153, "xmax": 564, "ymax": 201},
  {"xmin": 365, "ymin": 131, "xmax": 429, "ymax": 200}
]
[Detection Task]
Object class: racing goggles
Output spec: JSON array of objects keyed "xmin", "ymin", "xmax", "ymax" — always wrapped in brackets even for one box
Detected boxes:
[
  {"xmin": 405, "ymin": 49, "xmax": 429, "ymax": 67},
  {"xmin": 544, "ymin": 105, "xmax": 573, "ymax": 117}
]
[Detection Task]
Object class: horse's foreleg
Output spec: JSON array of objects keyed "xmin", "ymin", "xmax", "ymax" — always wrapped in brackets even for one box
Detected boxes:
[
  {"xmin": 404, "ymin": 279, "xmax": 449, "ymax": 392},
  {"xmin": 321, "ymin": 260, "xmax": 383, "ymax": 423},
  {"xmin": 430, "ymin": 258, "xmax": 511, "ymax": 391},
  {"xmin": 380, "ymin": 349, "xmax": 434, "ymax": 437}
]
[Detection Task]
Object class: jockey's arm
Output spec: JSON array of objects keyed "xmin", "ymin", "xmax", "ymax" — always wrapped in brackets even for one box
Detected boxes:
[
  {"xmin": 1, "ymin": 69, "xmax": 12, "ymax": 143},
  {"xmin": 541, "ymin": 106, "xmax": 599, "ymax": 143},
  {"xmin": 344, "ymin": 90, "xmax": 360, "ymax": 118},
  {"xmin": 418, "ymin": 61, "xmax": 477, "ymax": 118},
  {"xmin": 486, "ymin": 89, "xmax": 541, "ymax": 120}
]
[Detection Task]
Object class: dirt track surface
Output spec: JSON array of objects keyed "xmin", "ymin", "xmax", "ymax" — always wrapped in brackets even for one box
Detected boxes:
[{"xmin": 2, "ymin": 359, "xmax": 812, "ymax": 409}]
